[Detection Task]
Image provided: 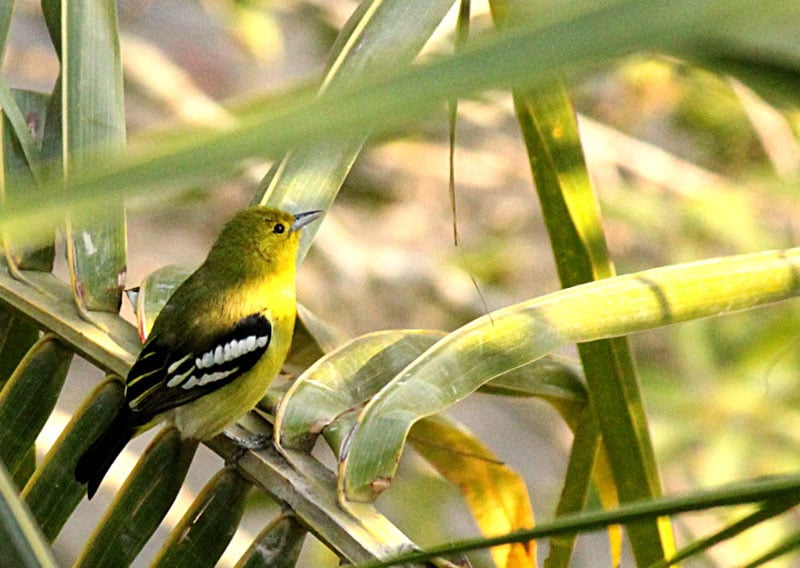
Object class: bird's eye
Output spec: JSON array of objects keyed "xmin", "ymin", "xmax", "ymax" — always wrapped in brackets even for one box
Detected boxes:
[{"xmin": 273, "ymin": 223, "xmax": 285, "ymax": 234}]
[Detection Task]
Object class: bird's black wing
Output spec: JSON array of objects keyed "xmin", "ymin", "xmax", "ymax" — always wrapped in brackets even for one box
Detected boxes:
[{"xmin": 125, "ymin": 313, "xmax": 272, "ymax": 423}]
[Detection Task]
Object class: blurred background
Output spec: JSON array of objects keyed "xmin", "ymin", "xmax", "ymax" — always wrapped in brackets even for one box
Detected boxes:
[{"xmin": 5, "ymin": 0, "xmax": 800, "ymax": 566}]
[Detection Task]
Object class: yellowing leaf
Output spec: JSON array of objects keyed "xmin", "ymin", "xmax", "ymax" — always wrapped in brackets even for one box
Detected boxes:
[{"xmin": 409, "ymin": 414, "xmax": 536, "ymax": 568}]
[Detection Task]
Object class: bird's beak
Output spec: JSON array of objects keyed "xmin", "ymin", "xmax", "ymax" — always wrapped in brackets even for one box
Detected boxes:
[{"xmin": 291, "ymin": 210, "xmax": 323, "ymax": 232}]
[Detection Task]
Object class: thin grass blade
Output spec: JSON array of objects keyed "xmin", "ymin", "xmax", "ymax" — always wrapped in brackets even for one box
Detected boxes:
[
  {"xmin": 355, "ymin": 474, "xmax": 800, "ymax": 568},
  {"xmin": 649, "ymin": 498, "xmax": 799, "ymax": 568}
]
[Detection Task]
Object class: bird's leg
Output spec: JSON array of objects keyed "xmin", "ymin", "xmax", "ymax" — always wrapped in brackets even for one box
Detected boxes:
[{"xmin": 223, "ymin": 419, "xmax": 272, "ymax": 464}]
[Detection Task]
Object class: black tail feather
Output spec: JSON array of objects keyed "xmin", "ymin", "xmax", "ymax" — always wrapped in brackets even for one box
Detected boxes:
[{"xmin": 75, "ymin": 406, "xmax": 134, "ymax": 499}]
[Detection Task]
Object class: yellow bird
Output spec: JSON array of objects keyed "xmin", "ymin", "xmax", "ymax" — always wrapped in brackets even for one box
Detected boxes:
[{"xmin": 76, "ymin": 206, "xmax": 321, "ymax": 498}]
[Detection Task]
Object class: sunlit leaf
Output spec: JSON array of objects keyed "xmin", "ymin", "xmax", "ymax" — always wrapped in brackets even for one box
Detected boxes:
[
  {"xmin": 510, "ymin": 73, "xmax": 671, "ymax": 562},
  {"xmin": 341, "ymin": 248, "xmax": 800, "ymax": 502},
  {"xmin": 257, "ymin": 0, "xmax": 457, "ymax": 262}
]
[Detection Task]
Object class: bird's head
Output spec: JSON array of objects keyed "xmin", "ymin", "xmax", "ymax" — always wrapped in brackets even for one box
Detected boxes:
[{"xmin": 206, "ymin": 206, "xmax": 322, "ymax": 273}]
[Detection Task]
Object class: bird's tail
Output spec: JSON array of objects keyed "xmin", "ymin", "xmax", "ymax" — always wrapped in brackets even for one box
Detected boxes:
[{"xmin": 75, "ymin": 405, "xmax": 135, "ymax": 499}]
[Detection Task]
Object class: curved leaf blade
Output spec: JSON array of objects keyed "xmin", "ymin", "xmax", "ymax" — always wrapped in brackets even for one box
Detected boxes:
[
  {"xmin": 341, "ymin": 247, "xmax": 800, "ymax": 501},
  {"xmin": 276, "ymin": 330, "xmax": 445, "ymax": 451}
]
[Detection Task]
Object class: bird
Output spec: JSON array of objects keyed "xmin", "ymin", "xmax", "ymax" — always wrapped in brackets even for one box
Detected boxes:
[{"xmin": 75, "ymin": 206, "xmax": 321, "ymax": 499}]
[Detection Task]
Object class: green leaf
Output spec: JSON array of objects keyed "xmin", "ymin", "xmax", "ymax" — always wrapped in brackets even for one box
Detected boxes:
[
  {"xmin": 233, "ymin": 513, "xmax": 307, "ymax": 568},
  {"xmin": 1, "ymin": 89, "xmax": 55, "ymax": 270},
  {"xmin": 0, "ymin": 461, "xmax": 57, "ymax": 568},
  {"xmin": 257, "ymin": 0, "xmax": 456, "ymax": 262},
  {"xmin": 0, "ymin": 335, "xmax": 72, "ymax": 480},
  {"xmin": 22, "ymin": 378, "xmax": 125, "ymax": 542},
  {"xmin": 409, "ymin": 414, "xmax": 536, "ymax": 568},
  {"xmin": 1, "ymin": 1, "xmax": 798, "ymax": 247},
  {"xmin": 62, "ymin": 0, "xmax": 127, "ymax": 312},
  {"xmin": 74, "ymin": 429, "xmax": 198, "ymax": 568},
  {"xmin": 152, "ymin": 468, "xmax": 251, "ymax": 568},
  {"xmin": 649, "ymin": 499, "xmax": 798, "ymax": 568},
  {"xmin": 511, "ymin": 78, "xmax": 672, "ymax": 563},
  {"xmin": 340, "ymin": 247, "xmax": 800, "ymax": 502},
  {"xmin": 355, "ymin": 474, "xmax": 800, "ymax": 568},
  {"xmin": 0, "ymin": 317, "xmax": 39, "ymax": 388}
]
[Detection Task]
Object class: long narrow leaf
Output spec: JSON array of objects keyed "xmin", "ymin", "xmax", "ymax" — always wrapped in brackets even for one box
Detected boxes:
[
  {"xmin": 649, "ymin": 499, "xmax": 799, "ymax": 568},
  {"xmin": 0, "ymin": 461, "xmax": 57, "ymax": 568},
  {"xmin": 0, "ymin": 335, "xmax": 72, "ymax": 478},
  {"xmin": 511, "ymin": 77, "xmax": 672, "ymax": 563},
  {"xmin": 62, "ymin": 0, "xmax": 127, "ymax": 312},
  {"xmin": 152, "ymin": 468, "xmax": 251, "ymax": 568},
  {"xmin": 257, "ymin": 0, "xmax": 456, "ymax": 261},
  {"xmin": 356, "ymin": 474, "xmax": 800, "ymax": 568},
  {"xmin": 22, "ymin": 379, "xmax": 125, "ymax": 542},
  {"xmin": 74, "ymin": 429, "xmax": 198, "ymax": 568},
  {"xmin": 1, "ymin": 1, "xmax": 795, "ymax": 246}
]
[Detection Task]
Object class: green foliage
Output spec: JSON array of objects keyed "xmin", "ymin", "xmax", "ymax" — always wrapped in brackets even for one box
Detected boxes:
[{"xmin": 1, "ymin": 1, "xmax": 800, "ymax": 567}]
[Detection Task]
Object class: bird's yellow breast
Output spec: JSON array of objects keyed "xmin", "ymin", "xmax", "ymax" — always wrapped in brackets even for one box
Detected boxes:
[{"xmin": 171, "ymin": 271, "xmax": 297, "ymax": 440}]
